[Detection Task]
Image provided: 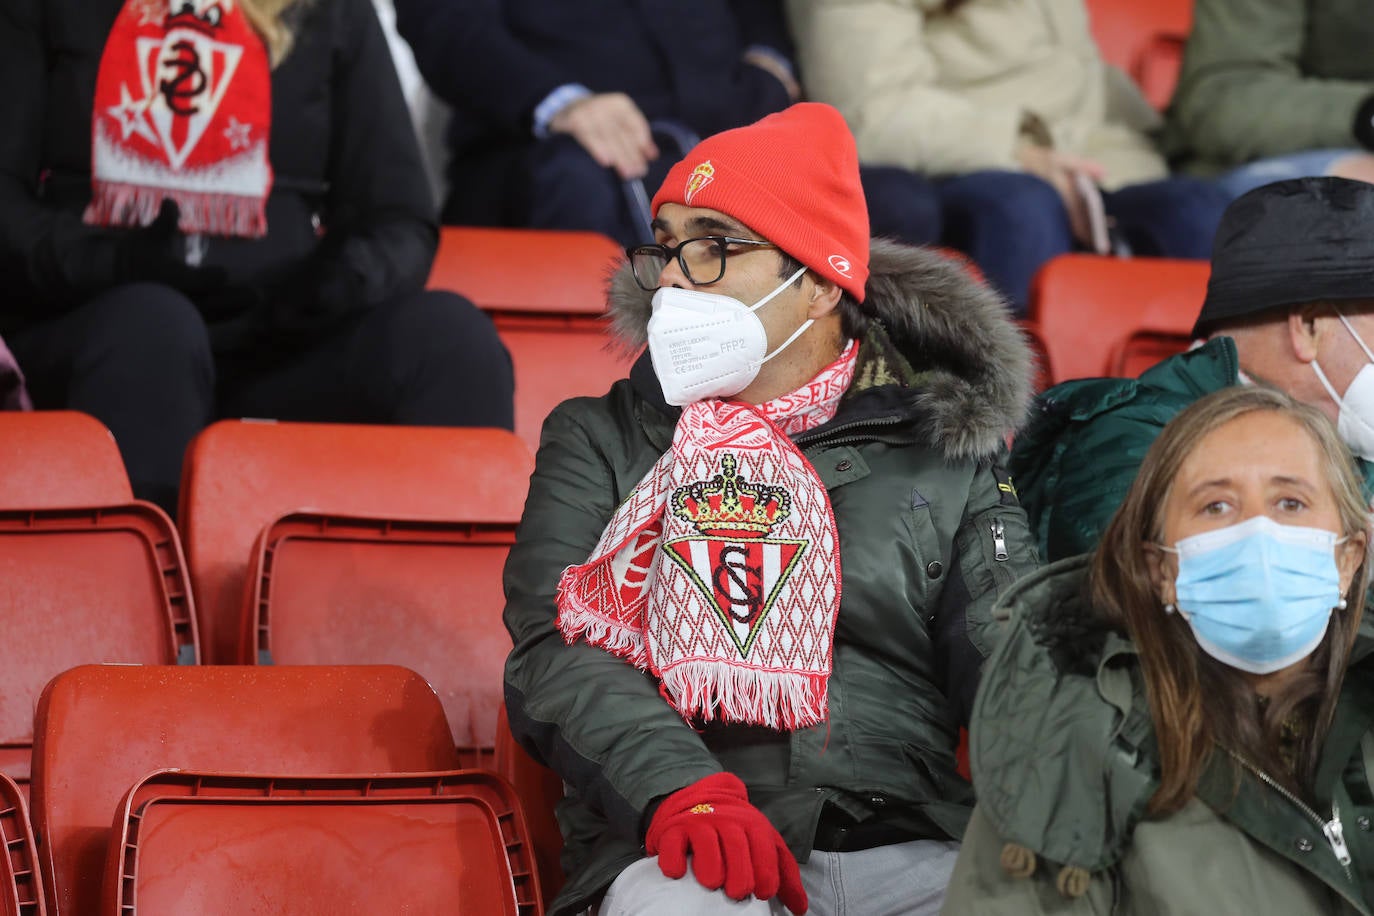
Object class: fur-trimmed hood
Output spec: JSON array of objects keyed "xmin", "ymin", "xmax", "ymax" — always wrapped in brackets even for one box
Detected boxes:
[{"xmin": 607, "ymin": 239, "xmax": 1036, "ymax": 460}]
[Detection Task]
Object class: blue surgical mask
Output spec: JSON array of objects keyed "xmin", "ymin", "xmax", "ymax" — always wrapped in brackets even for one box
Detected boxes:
[{"xmin": 1159, "ymin": 516, "xmax": 1346, "ymax": 675}]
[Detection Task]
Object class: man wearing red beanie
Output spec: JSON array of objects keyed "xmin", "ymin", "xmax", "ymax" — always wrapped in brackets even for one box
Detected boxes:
[{"xmin": 503, "ymin": 102, "xmax": 1041, "ymax": 915}]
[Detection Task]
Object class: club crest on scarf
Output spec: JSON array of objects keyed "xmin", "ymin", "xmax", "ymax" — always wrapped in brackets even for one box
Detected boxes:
[
  {"xmin": 85, "ymin": 0, "xmax": 273, "ymax": 237},
  {"xmin": 556, "ymin": 343, "xmax": 855, "ymax": 731},
  {"xmin": 663, "ymin": 454, "xmax": 804, "ymax": 659}
]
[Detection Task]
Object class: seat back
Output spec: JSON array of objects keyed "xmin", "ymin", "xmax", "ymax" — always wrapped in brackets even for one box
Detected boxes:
[
  {"xmin": 1028, "ymin": 255, "xmax": 1209, "ymax": 384},
  {"xmin": 427, "ymin": 226, "xmax": 636, "ymax": 451},
  {"xmin": 32, "ymin": 664, "xmax": 461, "ymax": 916},
  {"xmin": 494, "ymin": 704, "xmax": 565, "ymax": 908},
  {"xmin": 0, "ymin": 504, "xmax": 197, "ymax": 788},
  {"xmin": 0, "ymin": 412, "xmax": 130, "ymax": 509},
  {"xmin": 1085, "ymin": 0, "xmax": 1193, "ymax": 109},
  {"xmin": 104, "ymin": 770, "xmax": 540, "ymax": 916},
  {"xmin": 0, "ymin": 772, "xmax": 43, "ymax": 916},
  {"xmin": 245, "ymin": 513, "xmax": 519, "ymax": 767},
  {"xmin": 179, "ymin": 421, "xmax": 532, "ymax": 663}
]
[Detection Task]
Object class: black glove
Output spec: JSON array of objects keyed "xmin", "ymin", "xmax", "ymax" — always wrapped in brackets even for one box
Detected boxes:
[
  {"xmin": 114, "ymin": 199, "xmax": 227, "ymax": 294},
  {"xmin": 1353, "ymin": 95, "xmax": 1374, "ymax": 151},
  {"xmin": 268, "ymin": 254, "xmax": 368, "ymax": 338}
]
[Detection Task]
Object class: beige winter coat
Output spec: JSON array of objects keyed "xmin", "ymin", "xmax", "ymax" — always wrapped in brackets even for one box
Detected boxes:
[{"xmin": 786, "ymin": 0, "xmax": 1168, "ymax": 189}]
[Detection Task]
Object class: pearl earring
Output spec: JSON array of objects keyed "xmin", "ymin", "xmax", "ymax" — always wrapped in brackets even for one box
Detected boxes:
[
  {"xmin": 1163, "ymin": 603, "xmax": 1177, "ymax": 614},
  {"xmin": 1337, "ymin": 597, "xmax": 1349, "ymax": 611}
]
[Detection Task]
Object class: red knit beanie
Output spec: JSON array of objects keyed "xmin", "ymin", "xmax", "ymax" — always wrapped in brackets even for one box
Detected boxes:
[{"xmin": 652, "ymin": 103, "xmax": 870, "ymax": 302}]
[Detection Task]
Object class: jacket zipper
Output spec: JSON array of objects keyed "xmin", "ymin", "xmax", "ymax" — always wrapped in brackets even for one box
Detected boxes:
[
  {"xmin": 792, "ymin": 415, "xmax": 909, "ymax": 448},
  {"xmin": 990, "ymin": 518, "xmax": 1009, "ymax": 561},
  {"xmin": 1227, "ymin": 750, "xmax": 1353, "ymax": 881}
]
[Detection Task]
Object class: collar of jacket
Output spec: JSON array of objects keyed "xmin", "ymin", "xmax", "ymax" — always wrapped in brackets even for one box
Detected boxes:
[
  {"xmin": 609, "ymin": 239, "xmax": 1034, "ymax": 461},
  {"xmin": 969, "ymin": 556, "xmax": 1157, "ymax": 873}
]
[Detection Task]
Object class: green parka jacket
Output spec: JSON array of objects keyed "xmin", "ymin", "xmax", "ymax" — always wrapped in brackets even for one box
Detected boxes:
[
  {"xmin": 944, "ymin": 557, "xmax": 1374, "ymax": 915},
  {"xmin": 1162, "ymin": 0, "xmax": 1374, "ymax": 176},
  {"xmin": 502, "ymin": 240, "xmax": 1041, "ymax": 915}
]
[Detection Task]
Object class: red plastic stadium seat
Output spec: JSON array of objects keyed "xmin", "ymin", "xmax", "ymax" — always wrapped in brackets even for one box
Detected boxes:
[
  {"xmin": 0, "ymin": 504, "xmax": 197, "ymax": 790},
  {"xmin": 104, "ymin": 770, "xmax": 540, "ymax": 916},
  {"xmin": 0, "ymin": 412, "xmax": 130, "ymax": 509},
  {"xmin": 495, "ymin": 704, "xmax": 566, "ymax": 908},
  {"xmin": 244, "ymin": 513, "xmax": 520, "ymax": 767},
  {"xmin": 1085, "ymin": 0, "xmax": 1193, "ymax": 109},
  {"xmin": 179, "ymin": 421, "xmax": 532, "ymax": 664},
  {"xmin": 1028, "ymin": 255, "xmax": 1209, "ymax": 384},
  {"xmin": 427, "ymin": 226, "xmax": 635, "ymax": 451},
  {"xmin": 0, "ymin": 772, "xmax": 43, "ymax": 916},
  {"xmin": 32, "ymin": 664, "xmax": 461, "ymax": 916}
]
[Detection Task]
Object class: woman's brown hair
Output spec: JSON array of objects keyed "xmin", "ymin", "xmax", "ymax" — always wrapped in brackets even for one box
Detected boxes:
[{"xmin": 1090, "ymin": 385, "xmax": 1370, "ymax": 815}]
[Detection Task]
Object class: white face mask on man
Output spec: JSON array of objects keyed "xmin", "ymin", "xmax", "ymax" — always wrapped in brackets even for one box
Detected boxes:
[
  {"xmin": 1311, "ymin": 311, "xmax": 1374, "ymax": 461},
  {"xmin": 646, "ymin": 266, "xmax": 810, "ymax": 406}
]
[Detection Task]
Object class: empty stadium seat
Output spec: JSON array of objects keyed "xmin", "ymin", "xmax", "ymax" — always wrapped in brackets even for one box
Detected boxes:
[
  {"xmin": 244, "ymin": 512, "xmax": 519, "ymax": 767},
  {"xmin": 179, "ymin": 420, "xmax": 533, "ymax": 664},
  {"xmin": 0, "ymin": 411, "xmax": 130, "ymax": 509},
  {"xmin": 495, "ymin": 704, "xmax": 566, "ymax": 907},
  {"xmin": 1027, "ymin": 254, "xmax": 1209, "ymax": 385},
  {"xmin": 0, "ymin": 503, "xmax": 197, "ymax": 790},
  {"xmin": 1085, "ymin": 0, "xmax": 1193, "ymax": 109},
  {"xmin": 0, "ymin": 772, "xmax": 43, "ymax": 916},
  {"xmin": 427, "ymin": 226, "xmax": 635, "ymax": 451},
  {"xmin": 31, "ymin": 664, "xmax": 461, "ymax": 916},
  {"xmin": 104, "ymin": 769, "xmax": 540, "ymax": 915}
]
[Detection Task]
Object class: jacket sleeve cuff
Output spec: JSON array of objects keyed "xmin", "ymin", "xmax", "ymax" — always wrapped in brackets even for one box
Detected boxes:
[{"xmin": 532, "ymin": 83, "xmax": 593, "ymax": 139}]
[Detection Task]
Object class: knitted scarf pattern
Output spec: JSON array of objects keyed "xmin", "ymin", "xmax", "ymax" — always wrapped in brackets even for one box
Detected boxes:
[
  {"xmin": 557, "ymin": 342, "xmax": 855, "ymax": 730},
  {"xmin": 85, "ymin": 0, "xmax": 273, "ymax": 237}
]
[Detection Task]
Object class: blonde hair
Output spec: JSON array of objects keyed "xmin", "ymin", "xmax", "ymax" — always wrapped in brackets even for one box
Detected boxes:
[
  {"xmin": 239, "ymin": 0, "xmax": 312, "ymax": 68},
  {"xmin": 1091, "ymin": 385, "xmax": 1370, "ymax": 814}
]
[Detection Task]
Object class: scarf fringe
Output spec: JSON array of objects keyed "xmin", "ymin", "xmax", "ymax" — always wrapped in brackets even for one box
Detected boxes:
[
  {"xmin": 85, "ymin": 182, "xmax": 268, "ymax": 238},
  {"xmin": 555, "ymin": 580, "xmax": 649, "ymax": 667},
  {"xmin": 659, "ymin": 661, "xmax": 827, "ymax": 730}
]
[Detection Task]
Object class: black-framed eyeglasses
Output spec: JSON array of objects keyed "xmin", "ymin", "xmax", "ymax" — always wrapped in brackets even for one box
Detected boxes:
[{"xmin": 627, "ymin": 236, "xmax": 777, "ymax": 291}]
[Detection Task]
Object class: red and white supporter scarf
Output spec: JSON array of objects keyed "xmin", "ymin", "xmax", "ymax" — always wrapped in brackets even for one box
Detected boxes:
[
  {"xmin": 557, "ymin": 341, "xmax": 857, "ymax": 730},
  {"xmin": 85, "ymin": 0, "xmax": 273, "ymax": 237}
]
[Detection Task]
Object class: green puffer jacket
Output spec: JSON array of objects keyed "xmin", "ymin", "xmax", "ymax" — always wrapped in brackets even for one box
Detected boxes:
[
  {"xmin": 944, "ymin": 557, "xmax": 1374, "ymax": 915},
  {"xmin": 1010, "ymin": 337, "xmax": 1374, "ymax": 564},
  {"xmin": 1163, "ymin": 0, "xmax": 1374, "ymax": 175},
  {"xmin": 502, "ymin": 240, "xmax": 1041, "ymax": 915},
  {"xmin": 1009, "ymin": 338, "xmax": 1239, "ymax": 563}
]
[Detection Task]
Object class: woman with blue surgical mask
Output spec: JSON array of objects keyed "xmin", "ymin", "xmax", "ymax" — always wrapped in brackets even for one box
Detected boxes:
[{"xmin": 944, "ymin": 386, "xmax": 1374, "ymax": 914}]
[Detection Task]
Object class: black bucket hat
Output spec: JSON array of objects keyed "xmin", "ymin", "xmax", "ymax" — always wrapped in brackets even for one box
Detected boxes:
[{"xmin": 1193, "ymin": 177, "xmax": 1374, "ymax": 337}]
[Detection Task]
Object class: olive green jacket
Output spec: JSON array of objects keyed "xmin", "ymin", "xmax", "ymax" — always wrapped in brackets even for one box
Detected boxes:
[
  {"xmin": 945, "ymin": 557, "xmax": 1374, "ymax": 915},
  {"xmin": 502, "ymin": 241, "xmax": 1041, "ymax": 915},
  {"xmin": 1163, "ymin": 0, "xmax": 1374, "ymax": 175}
]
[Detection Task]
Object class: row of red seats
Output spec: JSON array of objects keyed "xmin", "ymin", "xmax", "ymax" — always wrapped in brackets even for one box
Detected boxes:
[{"xmin": 2, "ymin": 664, "xmax": 547, "ymax": 915}]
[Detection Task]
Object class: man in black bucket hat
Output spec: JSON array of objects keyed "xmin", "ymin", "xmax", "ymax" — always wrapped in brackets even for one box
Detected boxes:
[{"xmin": 1009, "ymin": 176, "xmax": 1374, "ymax": 563}]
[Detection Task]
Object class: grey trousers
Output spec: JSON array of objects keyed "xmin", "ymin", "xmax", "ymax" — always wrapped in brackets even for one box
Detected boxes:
[{"xmin": 596, "ymin": 839, "xmax": 961, "ymax": 916}]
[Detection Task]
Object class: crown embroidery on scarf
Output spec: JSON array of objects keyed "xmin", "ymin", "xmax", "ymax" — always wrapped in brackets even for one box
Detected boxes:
[{"xmin": 664, "ymin": 454, "xmax": 806, "ymax": 659}]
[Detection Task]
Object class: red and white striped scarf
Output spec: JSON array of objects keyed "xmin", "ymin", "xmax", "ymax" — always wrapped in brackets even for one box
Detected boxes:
[
  {"xmin": 85, "ymin": 0, "xmax": 273, "ymax": 237},
  {"xmin": 557, "ymin": 341, "xmax": 856, "ymax": 729}
]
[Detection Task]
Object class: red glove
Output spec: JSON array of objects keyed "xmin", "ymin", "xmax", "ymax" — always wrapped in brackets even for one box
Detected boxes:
[{"xmin": 645, "ymin": 772, "xmax": 807, "ymax": 914}]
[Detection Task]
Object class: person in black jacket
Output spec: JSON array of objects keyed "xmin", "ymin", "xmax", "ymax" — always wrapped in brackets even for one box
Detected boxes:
[
  {"xmin": 393, "ymin": 0, "xmax": 943, "ymax": 249},
  {"xmin": 0, "ymin": 0, "xmax": 514, "ymax": 514}
]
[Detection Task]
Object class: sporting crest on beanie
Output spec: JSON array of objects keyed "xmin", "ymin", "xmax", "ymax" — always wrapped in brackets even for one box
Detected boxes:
[
  {"xmin": 85, "ymin": 0, "xmax": 274, "ymax": 238},
  {"xmin": 653, "ymin": 103, "xmax": 871, "ymax": 301}
]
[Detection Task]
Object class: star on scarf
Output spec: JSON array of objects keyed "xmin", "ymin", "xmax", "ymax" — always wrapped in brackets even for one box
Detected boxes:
[
  {"xmin": 108, "ymin": 83, "xmax": 157, "ymax": 145},
  {"xmin": 223, "ymin": 116, "xmax": 253, "ymax": 150}
]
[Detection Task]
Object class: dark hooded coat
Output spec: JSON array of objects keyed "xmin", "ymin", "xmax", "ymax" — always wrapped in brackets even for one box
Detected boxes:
[{"xmin": 501, "ymin": 240, "xmax": 1041, "ymax": 914}]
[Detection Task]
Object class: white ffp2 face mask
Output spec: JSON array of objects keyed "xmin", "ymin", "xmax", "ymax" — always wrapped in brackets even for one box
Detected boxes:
[
  {"xmin": 1311, "ymin": 312, "xmax": 1374, "ymax": 461},
  {"xmin": 646, "ymin": 266, "xmax": 810, "ymax": 406}
]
